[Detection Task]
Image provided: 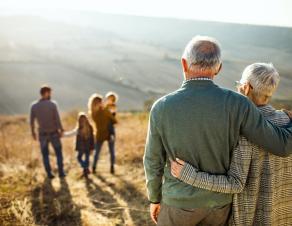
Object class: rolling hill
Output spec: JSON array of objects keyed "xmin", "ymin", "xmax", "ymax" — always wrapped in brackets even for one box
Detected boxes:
[{"xmin": 0, "ymin": 11, "xmax": 291, "ymax": 114}]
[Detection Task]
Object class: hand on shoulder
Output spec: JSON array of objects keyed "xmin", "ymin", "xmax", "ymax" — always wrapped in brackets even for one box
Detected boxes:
[{"xmin": 283, "ymin": 109, "xmax": 292, "ymax": 119}]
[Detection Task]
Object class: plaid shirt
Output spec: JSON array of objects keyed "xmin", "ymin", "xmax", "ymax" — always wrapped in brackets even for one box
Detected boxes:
[{"xmin": 179, "ymin": 105, "xmax": 292, "ymax": 226}]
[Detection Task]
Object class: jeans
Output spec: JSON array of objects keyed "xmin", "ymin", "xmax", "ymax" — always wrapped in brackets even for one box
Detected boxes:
[
  {"xmin": 77, "ymin": 151, "xmax": 90, "ymax": 169},
  {"xmin": 109, "ymin": 122, "xmax": 115, "ymax": 136},
  {"xmin": 92, "ymin": 140, "xmax": 115, "ymax": 169},
  {"xmin": 39, "ymin": 132, "xmax": 65, "ymax": 176}
]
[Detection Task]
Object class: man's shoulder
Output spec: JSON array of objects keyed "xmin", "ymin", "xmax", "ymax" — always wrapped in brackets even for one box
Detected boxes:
[
  {"xmin": 50, "ymin": 100, "xmax": 58, "ymax": 106},
  {"xmin": 218, "ymin": 86, "xmax": 243, "ymax": 97},
  {"xmin": 219, "ymin": 87, "xmax": 251, "ymax": 105},
  {"xmin": 30, "ymin": 100, "xmax": 43, "ymax": 110},
  {"xmin": 30, "ymin": 100, "xmax": 39, "ymax": 108},
  {"xmin": 31, "ymin": 99, "xmax": 58, "ymax": 109},
  {"xmin": 151, "ymin": 90, "xmax": 180, "ymax": 112},
  {"xmin": 44, "ymin": 100, "xmax": 59, "ymax": 109}
]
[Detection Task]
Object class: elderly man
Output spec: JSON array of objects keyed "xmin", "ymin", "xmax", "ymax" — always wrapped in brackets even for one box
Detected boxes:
[
  {"xmin": 170, "ymin": 63, "xmax": 292, "ymax": 225},
  {"xmin": 30, "ymin": 85, "xmax": 65, "ymax": 179},
  {"xmin": 143, "ymin": 36, "xmax": 292, "ymax": 226}
]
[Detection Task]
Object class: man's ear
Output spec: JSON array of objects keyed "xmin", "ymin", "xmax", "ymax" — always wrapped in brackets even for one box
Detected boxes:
[
  {"xmin": 214, "ymin": 63, "xmax": 222, "ymax": 76},
  {"xmin": 181, "ymin": 58, "xmax": 188, "ymax": 74}
]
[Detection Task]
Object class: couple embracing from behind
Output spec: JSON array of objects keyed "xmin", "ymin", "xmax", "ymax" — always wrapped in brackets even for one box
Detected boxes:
[{"xmin": 144, "ymin": 36, "xmax": 292, "ymax": 226}]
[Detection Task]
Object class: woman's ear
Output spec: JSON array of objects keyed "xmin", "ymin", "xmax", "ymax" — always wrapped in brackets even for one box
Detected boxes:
[{"xmin": 244, "ymin": 83, "xmax": 251, "ymax": 96}]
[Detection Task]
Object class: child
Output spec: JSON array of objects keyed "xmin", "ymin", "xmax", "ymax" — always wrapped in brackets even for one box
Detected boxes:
[
  {"xmin": 105, "ymin": 92, "xmax": 118, "ymax": 142},
  {"xmin": 65, "ymin": 112, "xmax": 94, "ymax": 177}
]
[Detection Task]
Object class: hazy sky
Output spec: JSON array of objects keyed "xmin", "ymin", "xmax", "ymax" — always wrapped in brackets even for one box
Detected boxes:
[{"xmin": 1, "ymin": 0, "xmax": 292, "ymax": 27}]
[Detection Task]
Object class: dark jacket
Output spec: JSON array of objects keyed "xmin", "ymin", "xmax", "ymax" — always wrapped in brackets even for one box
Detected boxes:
[{"xmin": 75, "ymin": 127, "xmax": 94, "ymax": 152}]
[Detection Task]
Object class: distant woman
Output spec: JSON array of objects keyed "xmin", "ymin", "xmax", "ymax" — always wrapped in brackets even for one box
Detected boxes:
[
  {"xmin": 88, "ymin": 93, "xmax": 117, "ymax": 174},
  {"xmin": 105, "ymin": 91, "xmax": 119, "ymax": 145}
]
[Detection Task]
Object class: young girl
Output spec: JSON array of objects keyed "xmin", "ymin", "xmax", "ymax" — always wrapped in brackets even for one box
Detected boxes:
[{"xmin": 65, "ymin": 112, "xmax": 94, "ymax": 177}]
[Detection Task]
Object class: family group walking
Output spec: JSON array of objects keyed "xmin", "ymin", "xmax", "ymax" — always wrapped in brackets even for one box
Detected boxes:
[
  {"xmin": 30, "ymin": 88, "xmax": 118, "ymax": 178},
  {"xmin": 144, "ymin": 36, "xmax": 292, "ymax": 225}
]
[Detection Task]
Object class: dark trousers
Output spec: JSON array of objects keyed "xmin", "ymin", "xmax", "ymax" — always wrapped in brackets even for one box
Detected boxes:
[
  {"xmin": 157, "ymin": 203, "xmax": 231, "ymax": 226},
  {"xmin": 39, "ymin": 132, "xmax": 64, "ymax": 176},
  {"xmin": 92, "ymin": 140, "xmax": 115, "ymax": 169},
  {"xmin": 109, "ymin": 123, "xmax": 115, "ymax": 136},
  {"xmin": 77, "ymin": 151, "xmax": 90, "ymax": 169}
]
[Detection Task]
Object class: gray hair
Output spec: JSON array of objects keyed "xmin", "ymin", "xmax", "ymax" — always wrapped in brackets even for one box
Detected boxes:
[
  {"xmin": 240, "ymin": 63, "xmax": 280, "ymax": 97},
  {"xmin": 182, "ymin": 36, "xmax": 222, "ymax": 71}
]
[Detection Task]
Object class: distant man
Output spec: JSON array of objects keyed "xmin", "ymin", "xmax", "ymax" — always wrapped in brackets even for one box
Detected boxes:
[
  {"xmin": 30, "ymin": 85, "xmax": 65, "ymax": 179},
  {"xmin": 143, "ymin": 36, "xmax": 292, "ymax": 226}
]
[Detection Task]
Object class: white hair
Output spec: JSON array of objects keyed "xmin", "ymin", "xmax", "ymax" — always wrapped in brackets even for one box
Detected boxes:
[
  {"xmin": 240, "ymin": 63, "xmax": 280, "ymax": 97},
  {"xmin": 182, "ymin": 35, "xmax": 222, "ymax": 71},
  {"xmin": 105, "ymin": 91, "xmax": 119, "ymax": 102}
]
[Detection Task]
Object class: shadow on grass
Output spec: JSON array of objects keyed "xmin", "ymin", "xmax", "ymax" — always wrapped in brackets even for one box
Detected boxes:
[
  {"xmin": 31, "ymin": 178, "xmax": 81, "ymax": 226},
  {"xmin": 84, "ymin": 177, "xmax": 125, "ymax": 225},
  {"xmin": 95, "ymin": 174, "xmax": 153, "ymax": 225}
]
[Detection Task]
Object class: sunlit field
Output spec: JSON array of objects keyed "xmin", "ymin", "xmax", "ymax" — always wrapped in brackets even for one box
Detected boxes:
[
  {"xmin": 0, "ymin": 4, "xmax": 292, "ymax": 225},
  {"xmin": 0, "ymin": 112, "xmax": 154, "ymax": 226},
  {"xmin": 1, "ymin": 100, "xmax": 291, "ymax": 225}
]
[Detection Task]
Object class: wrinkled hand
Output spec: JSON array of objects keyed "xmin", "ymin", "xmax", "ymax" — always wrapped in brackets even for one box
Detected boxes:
[
  {"xmin": 170, "ymin": 158, "xmax": 186, "ymax": 178},
  {"xmin": 283, "ymin": 109, "xmax": 292, "ymax": 119},
  {"xmin": 150, "ymin": 203, "xmax": 161, "ymax": 224}
]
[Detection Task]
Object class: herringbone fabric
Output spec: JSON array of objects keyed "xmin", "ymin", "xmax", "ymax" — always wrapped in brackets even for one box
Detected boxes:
[{"xmin": 179, "ymin": 105, "xmax": 292, "ymax": 225}]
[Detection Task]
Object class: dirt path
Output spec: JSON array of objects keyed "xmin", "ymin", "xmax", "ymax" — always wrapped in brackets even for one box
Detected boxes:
[{"xmin": 1, "ymin": 156, "xmax": 153, "ymax": 226}]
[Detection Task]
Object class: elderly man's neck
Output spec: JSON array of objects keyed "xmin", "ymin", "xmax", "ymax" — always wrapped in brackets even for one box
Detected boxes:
[{"xmin": 185, "ymin": 70, "xmax": 216, "ymax": 80}]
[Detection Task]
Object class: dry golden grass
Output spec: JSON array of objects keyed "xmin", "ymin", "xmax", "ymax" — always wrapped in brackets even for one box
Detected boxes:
[{"xmin": 0, "ymin": 111, "xmax": 153, "ymax": 226}]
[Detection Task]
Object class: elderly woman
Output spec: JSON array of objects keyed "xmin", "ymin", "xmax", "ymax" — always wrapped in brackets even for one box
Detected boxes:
[{"xmin": 171, "ymin": 63, "xmax": 292, "ymax": 225}]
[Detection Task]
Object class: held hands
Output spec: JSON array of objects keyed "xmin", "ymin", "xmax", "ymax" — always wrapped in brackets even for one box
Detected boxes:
[
  {"xmin": 58, "ymin": 129, "xmax": 64, "ymax": 138},
  {"xmin": 150, "ymin": 203, "xmax": 161, "ymax": 224},
  {"xmin": 170, "ymin": 158, "xmax": 186, "ymax": 178},
  {"xmin": 283, "ymin": 109, "xmax": 292, "ymax": 119},
  {"xmin": 32, "ymin": 132, "xmax": 37, "ymax": 141}
]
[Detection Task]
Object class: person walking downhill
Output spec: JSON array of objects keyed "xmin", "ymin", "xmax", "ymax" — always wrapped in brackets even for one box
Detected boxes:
[
  {"xmin": 30, "ymin": 85, "xmax": 66, "ymax": 179},
  {"xmin": 88, "ymin": 93, "xmax": 117, "ymax": 174},
  {"xmin": 64, "ymin": 112, "xmax": 94, "ymax": 178},
  {"xmin": 105, "ymin": 91, "xmax": 118, "ymax": 148}
]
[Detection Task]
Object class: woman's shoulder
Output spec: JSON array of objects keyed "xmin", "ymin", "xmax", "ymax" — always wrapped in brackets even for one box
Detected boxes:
[{"xmin": 259, "ymin": 105, "xmax": 291, "ymax": 126}]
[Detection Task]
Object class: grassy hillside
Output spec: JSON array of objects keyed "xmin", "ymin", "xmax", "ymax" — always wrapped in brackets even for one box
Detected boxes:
[
  {"xmin": 0, "ymin": 112, "xmax": 153, "ymax": 226},
  {"xmin": 0, "ymin": 11, "xmax": 291, "ymax": 114},
  {"xmin": 1, "ymin": 101, "xmax": 292, "ymax": 225}
]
